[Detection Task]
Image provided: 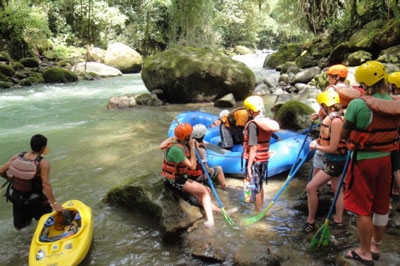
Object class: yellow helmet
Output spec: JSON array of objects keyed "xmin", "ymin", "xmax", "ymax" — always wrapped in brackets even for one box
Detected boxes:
[
  {"xmin": 388, "ymin": 72, "xmax": 400, "ymax": 88},
  {"xmin": 326, "ymin": 64, "xmax": 348, "ymax": 78},
  {"xmin": 355, "ymin": 61, "xmax": 387, "ymax": 87},
  {"xmin": 316, "ymin": 90, "xmax": 340, "ymax": 107},
  {"xmin": 244, "ymin": 96, "xmax": 264, "ymax": 112}
]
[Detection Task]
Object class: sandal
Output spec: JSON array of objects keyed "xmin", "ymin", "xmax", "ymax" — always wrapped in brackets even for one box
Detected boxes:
[
  {"xmin": 331, "ymin": 221, "xmax": 344, "ymax": 228},
  {"xmin": 371, "ymin": 238, "xmax": 381, "ymax": 261},
  {"xmin": 344, "ymin": 250, "xmax": 375, "ymax": 266},
  {"xmin": 371, "ymin": 252, "xmax": 380, "ymax": 261},
  {"xmin": 303, "ymin": 221, "xmax": 315, "ymax": 233}
]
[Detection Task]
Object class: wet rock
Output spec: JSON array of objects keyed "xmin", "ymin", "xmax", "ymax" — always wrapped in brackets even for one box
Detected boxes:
[
  {"xmin": 295, "ymin": 51, "xmax": 319, "ymax": 69},
  {"xmin": 329, "ymin": 42, "xmax": 353, "ymax": 65},
  {"xmin": 106, "ymin": 95, "xmax": 137, "ymax": 109},
  {"xmin": 278, "ymin": 74, "xmax": 290, "ymax": 84},
  {"xmin": 296, "ymin": 85, "xmax": 319, "ymax": 101},
  {"xmin": 234, "ymin": 240, "xmax": 280, "ymax": 266},
  {"xmin": 264, "ymin": 43, "xmax": 303, "ymax": 69},
  {"xmin": 346, "ymin": 51, "xmax": 372, "ymax": 66},
  {"xmin": 294, "ymin": 83, "xmax": 307, "ymax": 91},
  {"xmin": 234, "ymin": 45, "xmax": 252, "ymax": 55},
  {"xmin": 272, "ymin": 88, "xmax": 284, "ymax": 95},
  {"xmin": 43, "ymin": 67, "xmax": 78, "ymax": 83},
  {"xmin": 253, "ymin": 84, "xmax": 271, "ymax": 96},
  {"xmin": 72, "ymin": 62, "xmax": 122, "ymax": 78},
  {"xmin": 273, "ymin": 100, "xmax": 314, "ymax": 131},
  {"xmin": 287, "ymin": 65, "xmax": 300, "ymax": 75},
  {"xmin": 20, "ymin": 73, "xmax": 44, "ymax": 86},
  {"xmin": 0, "ymin": 81, "xmax": 12, "ymax": 89},
  {"xmin": 0, "ymin": 63, "xmax": 15, "ymax": 77},
  {"xmin": 291, "ymin": 66, "xmax": 321, "ymax": 85},
  {"xmin": 214, "ymin": 93, "xmax": 236, "ymax": 108},
  {"xmin": 135, "ymin": 93, "xmax": 164, "ymax": 106},
  {"xmin": 141, "ymin": 47, "xmax": 255, "ymax": 103},
  {"xmin": 104, "ymin": 42, "xmax": 142, "ymax": 73},
  {"xmin": 278, "ymin": 81, "xmax": 287, "ymax": 87},
  {"xmin": 279, "ymin": 61, "xmax": 297, "ymax": 74},
  {"xmin": 103, "ymin": 175, "xmax": 203, "ymax": 240},
  {"xmin": 19, "ymin": 57, "xmax": 40, "ymax": 68},
  {"xmin": 378, "ymin": 45, "xmax": 400, "ymax": 64},
  {"xmin": 374, "ymin": 18, "xmax": 400, "ymax": 49}
]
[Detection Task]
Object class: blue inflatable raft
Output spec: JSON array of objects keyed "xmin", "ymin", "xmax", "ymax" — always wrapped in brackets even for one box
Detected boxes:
[{"xmin": 168, "ymin": 111, "xmax": 314, "ymax": 177}]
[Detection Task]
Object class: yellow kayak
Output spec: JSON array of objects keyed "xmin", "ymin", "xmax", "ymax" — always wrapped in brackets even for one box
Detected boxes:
[{"xmin": 29, "ymin": 200, "xmax": 94, "ymax": 266}]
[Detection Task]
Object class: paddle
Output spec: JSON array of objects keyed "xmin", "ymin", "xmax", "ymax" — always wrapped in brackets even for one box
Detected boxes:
[
  {"xmin": 194, "ymin": 148, "xmax": 235, "ymax": 226},
  {"xmin": 242, "ymin": 122, "xmax": 315, "ymax": 226},
  {"xmin": 309, "ymin": 150, "xmax": 351, "ymax": 250},
  {"xmin": 242, "ymin": 149, "xmax": 311, "ymax": 225}
]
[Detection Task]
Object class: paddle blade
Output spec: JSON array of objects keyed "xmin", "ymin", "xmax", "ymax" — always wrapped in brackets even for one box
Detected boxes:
[
  {"xmin": 309, "ymin": 220, "xmax": 330, "ymax": 250},
  {"xmin": 242, "ymin": 201, "xmax": 273, "ymax": 225},
  {"xmin": 221, "ymin": 208, "xmax": 235, "ymax": 226}
]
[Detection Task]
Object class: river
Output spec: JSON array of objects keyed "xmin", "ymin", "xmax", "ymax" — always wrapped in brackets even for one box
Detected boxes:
[{"xmin": 1, "ymin": 54, "xmax": 398, "ymax": 266}]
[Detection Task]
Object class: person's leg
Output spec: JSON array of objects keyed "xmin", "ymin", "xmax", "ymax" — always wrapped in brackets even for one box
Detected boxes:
[
  {"xmin": 330, "ymin": 176, "xmax": 344, "ymax": 224},
  {"xmin": 393, "ymin": 170, "xmax": 400, "ymax": 195},
  {"xmin": 183, "ymin": 179, "xmax": 217, "ymax": 226},
  {"xmin": 215, "ymin": 166, "xmax": 226, "ymax": 189},
  {"xmin": 220, "ymin": 124, "xmax": 234, "ymax": 149},
  {"xmin": 371, "ymin": 221, "xmax": 386, "ymax": 255},
  {"xmin": 13, "ymin": 202, "xmax": 32, "ymax": 230},
  {"xmin": 306, "ymin": 170, "xmax": 332, "ymax": 224},
  {"xmin": 355, "ymin": 215, "xmax": 374, "ymax": 260}
]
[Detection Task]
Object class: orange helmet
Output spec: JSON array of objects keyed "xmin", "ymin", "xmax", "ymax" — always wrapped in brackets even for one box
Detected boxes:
[
  {"xmin": 174, "ymin": 123, "xmax": 193, "ymax": 141},
  {"xmin": 326, "ymin": 64, "xmax": 348, "ymax": 78}
]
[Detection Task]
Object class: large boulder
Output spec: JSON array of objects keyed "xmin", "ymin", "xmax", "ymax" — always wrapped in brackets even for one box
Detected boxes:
[
  {"xmin": 234, "ymin": 45, "xmax": 252, "ymax": 55},
  {"xmin": 378, "ymin": 45, "xmax": 400, "ymax": 63},
  {"xmin": 104, "ymin": 42, "xmax": 143, "ymax": 73},
  {"xmin": 0, "ymin": 51, "xmax": 11, "ymax": 63},
  {"xmin": 19, "ymin": 57, "xmax": 40, "ymax": 68},
  {"xmin": 141, "ymin": 47, "xmax": 255, "ymax": 103},
  {"xmin": 264, "ymin": 43, "xmax": 303, "ymax": 69},
  {"xmin": 88, "ymin": 46, "xmax": 106, "ymax": 63},
  {"xmin": 234, "ymin": 240, "xmax": 280, "ymax": 266},
  {"xmin": 348, "ymin": 20, "xmax": 384, "ymax": 51},
  {"xmin": 328, "ymin": 42, "xmax": 353, "ymax": 65},
  {"xmin": 291, "ymin": 66, "xmax": 321, "ymax": 85},
  {"xmin": 135, "ymin": 93, "xmax": 164, "ymax": 106},
  {"xmin": 0, "ymin": 63, "xmax": 15, "ymax": 77},
  {"xmin": 43, "ymin": 67, "xmax": 78, "ymax": 83},
  {"xmin": 106, "ymin": 95, "xmax": 137, "ymax": 109},
  {"xmin": 72, "ymin": 62, "xmax": 122, "ymax": 78},
  {"xmin": 345, "ymin": 50, "xmax": 372, "ymax": 66},
  {"xmin": 103, "ymin": 174, "xmax": 203, "ymax": 240},
  {"xmin": 273, "ymin": 100, "xmax": 314, "ymax": 131},
  {"xmin": 20, "ymin": 73, "xmax": 44, "ymax": 86},
  {"xmin": 295, "ymin": 51, "xmax": 319, "ymax": 69},
  {"xmin": 374, "ymin": 18, "xmax": 400, "ymax": 49}
]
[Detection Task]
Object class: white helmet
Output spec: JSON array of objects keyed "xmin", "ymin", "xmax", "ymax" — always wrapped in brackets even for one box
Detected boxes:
[
  {"xmin": 219, "ymin": 110, "xmax": 229, "ymax": 118},
  {"xmin": 192, "ymin": 124, "xmax": 207, "ymax": 139}
]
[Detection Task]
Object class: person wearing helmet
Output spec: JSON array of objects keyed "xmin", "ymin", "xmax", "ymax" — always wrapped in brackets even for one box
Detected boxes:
[
  {"xmin": 388, "ymin": 72, "xmax": 400, "ymax": 199},
  {"xmin": 243, "ymin": 96, "xmax": 280, "ymax": 211},
  {"xmin": 160, "ymin": 123, "xmax": 220, "ymax": 228},
  {"xmin": 0, "ymin": 134, "xmax": 63, "ymax": 230},
  {"xmin": 304, "ymin": 90, "xmax": 346, "ymax": 233},
  {"xmin": 220, "ymin": 107, "xmax": 251, "ymax": 149},
  {"xmin": 209, "ymin": 110, "xmax": 229, "ymax": 128},
  {"xmin": 340, "ymin": 61, "xmax": 400, "ymax": 264},
  {"xmin": 188, "ymin": 124, "xmax": 226, "ymax": 189}
]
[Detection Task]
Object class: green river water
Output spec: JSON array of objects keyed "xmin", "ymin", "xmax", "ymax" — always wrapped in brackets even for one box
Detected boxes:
[{"xmin": 1, "ymin": 56, "xmax": 398, "ymax": 266}]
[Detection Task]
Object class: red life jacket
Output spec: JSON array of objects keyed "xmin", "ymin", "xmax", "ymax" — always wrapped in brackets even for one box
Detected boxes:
[
  {"xmin": 161, "ymin": 143, "xmax": 190, "ymax": 180},
  {"xmin": 319, "ymin": 112, "xmax": 347, "ymax": 155},
  {"xmin": 186, "ymin": 142, "xmax": 206, "ymax": 178},
  {"xmin": 8, "ymin": 152, "xmax": 42, "ymax": 192},
  {"xmin": 243, "ymin": 120, "xmax": 273, "ymax": 162},
  {"xmin": 347, "ymin": 96, "xmax": 400, "ymax": 152}
]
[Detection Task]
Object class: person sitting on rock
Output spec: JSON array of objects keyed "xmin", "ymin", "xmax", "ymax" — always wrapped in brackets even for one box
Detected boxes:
[
  {"xmin": 209, "ymin": 110, "xmax": 229, "ymax": 128},
  {"xmin": 187, "ymin": 124, "xmax": 226, "ymax": 189},
  {"xmin": 304, "ymin": 90, "xmax": 347, "ymax": 233},
  {"xmin": 160, "ymin": 123, "xmax": 220, "ymax": 228}
]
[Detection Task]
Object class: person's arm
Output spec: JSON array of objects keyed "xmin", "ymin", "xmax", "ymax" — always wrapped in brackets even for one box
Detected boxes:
[
  {"xmin": 182, "ymin": 139, "xmax": 198, "ymax": 170},
  {"xmin": 246, "ymin": 123, "xmax": 258, "ymax": 179},
  {"xmin": 39, "ymin": 159, "xmax": 63, "ymax": 212},
  {"xmin": 316, "ymin": 118, "xmax": 342, "ymax": 153}
]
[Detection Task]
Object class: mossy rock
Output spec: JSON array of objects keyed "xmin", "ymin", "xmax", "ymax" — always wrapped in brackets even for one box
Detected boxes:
[
  {"xmin": 274, "ymin": 100, "xmax": 314, "ymax": 131},
  {"xmin": 79, "ymin": 71, "xmax": 99, "ymax": 80},
  {"xmin": 264, "ymin": 43, "xmax": 303, "ymax": 69},
  {"xmin": 0, "ymin": 51, "xmax": 11, "ymax": 62},
  {"xmin": 43, "ymin": 67, "xmax": 78, "ymax": 83},
  {"xmin": 135, "ymin": 93, "xmax": 163, "ymax": 106},
  {"xmin": 20, "ymin": 73, "xmax": 44, "ymax": 86},
  {"xmin": 279, "ymin": 61, "xmax": 297, "ymax": 74},
  {"xmin": 328, "ymin": 42, "xmax": 353, "ymax": 65},
  {"xmin": 12, "ymin": 62, "xmax": 24, "ymax": 70},
  {"xmin": 374, "ymin": 18, "xmax": 400, "ymax": 49},
  {"xmin": 0, "ymin": 81, "xmax": 12, "ymax": 89},
  {"xmin": 0, "ymin": 72, "xmax": 11, "ymax": 82},
  {"xmin": 346, "ymin": 50, "xmax": 372, "ymax": 66},
  {"xmin": 141, "ymin": 47, "xmax": 255, "ymax": 103},
  {"xmin": 0, "ymin": 63, "xmax": 15, "ymax": 77},
  {"xmin": 19, "ymin": 57, "xmax": 40, "ymax": 68},
  {"xmin": 295, "ymin": 52, "xmax": 319, "ymax": 69},
  {"xmin": 348, "ymin": 20, "xmax": 384, "ymax": 50},
  {"xmin": 378, "ymin": 45, "xmax": 400, "ymax": 64},
  {"xmin": 234, "ymin": 45, "xmax": 252, "ymax": 55}
]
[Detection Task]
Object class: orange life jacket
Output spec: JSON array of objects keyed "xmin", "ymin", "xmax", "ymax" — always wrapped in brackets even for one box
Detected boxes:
[
  {"xmin": 8, "ymin": 152, "xmax": 42, "ymax": 192},
  {"xmin": 319, "ymin": 112, "xmax": 347, "ymax": 155},
  {"xmin": 186, "ymin": 142, "xmax": 206, "ymax": 178},
  {"xmin": 347, "ymin": 96, "xmax": 400, "ymax": 152},
  {"xmin": 243, "ymin": 120, "xmax": 273, "ymax": 162},
  {"xmin": 161, "ymin": 143, "xmax": 190, "ymax": 180},
  {"xmin": 222, "ymin": 108, "xmax": 250, "ymax": 128}
]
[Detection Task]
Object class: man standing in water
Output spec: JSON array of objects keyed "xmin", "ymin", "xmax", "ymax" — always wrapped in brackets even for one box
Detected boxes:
[
  {"xmin": 243, "ymin": 96, "xmax": 280, "ymax": 211},
  {"xmin": 0, "ymin": 134, "xmax": 63, "ymax": 230}
]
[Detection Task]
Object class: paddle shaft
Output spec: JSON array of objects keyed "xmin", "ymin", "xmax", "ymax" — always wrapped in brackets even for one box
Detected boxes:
[{"xmin": 325, "ymin": 151, "xmax": 351, "ymax": 220}]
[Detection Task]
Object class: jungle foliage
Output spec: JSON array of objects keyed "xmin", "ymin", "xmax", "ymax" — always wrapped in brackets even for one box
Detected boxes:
[{"xmin": 0, "ymin": 0, "xmax": 399, "ymax": 59}]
